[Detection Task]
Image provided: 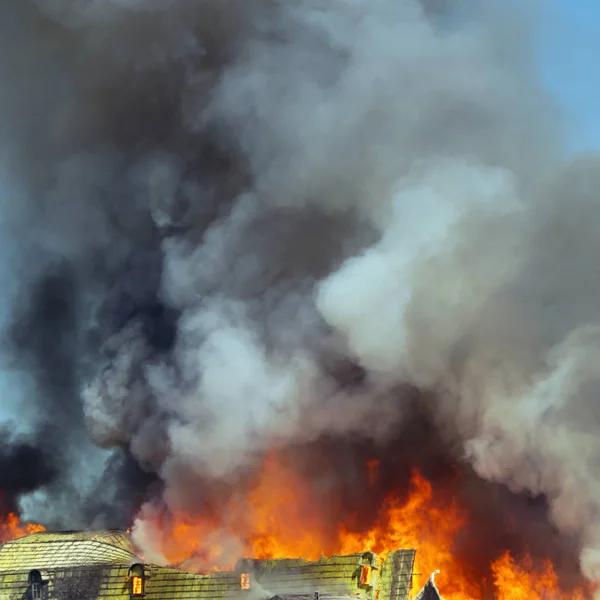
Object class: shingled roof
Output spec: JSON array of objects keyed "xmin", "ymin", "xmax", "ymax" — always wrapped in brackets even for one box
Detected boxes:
[
  {"xmin": 0, "ymin": 531, "xmax": 138, "ymax": 572},
  {"xmin": 0, "ymin": 531, "xmax": 419, "ymax": 600}
]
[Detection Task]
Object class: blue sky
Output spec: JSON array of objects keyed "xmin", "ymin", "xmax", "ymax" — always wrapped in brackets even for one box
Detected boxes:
[{"xmin": 537, "ymin": 0, "xmax": 600, "ymax": 152}]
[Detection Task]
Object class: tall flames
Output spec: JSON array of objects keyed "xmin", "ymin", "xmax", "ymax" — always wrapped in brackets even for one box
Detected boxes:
[
  {"xmin": 0, "ymin": 453, "xmax": 594, "ymax": 599},
  {"xmin": 138, "ymin": 453, "xmax": 593, "ymax": 600}
]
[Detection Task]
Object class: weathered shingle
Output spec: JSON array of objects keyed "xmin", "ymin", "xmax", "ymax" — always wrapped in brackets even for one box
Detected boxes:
[
  {"xmin": 379, "ymin": 550, "xmax": 417, "ymax": 600},
  {"xmin": 0, "ymin": 531, "xmax": 138, "ymax": 572},
  {"xmin": 0, "ymin": 531, "xmax": 419, "ymax": 600}
]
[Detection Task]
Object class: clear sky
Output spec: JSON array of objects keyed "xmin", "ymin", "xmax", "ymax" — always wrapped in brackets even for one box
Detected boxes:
[{"xmin": 537, "ymin": 0, "xmax": 600, "ymax": 152}]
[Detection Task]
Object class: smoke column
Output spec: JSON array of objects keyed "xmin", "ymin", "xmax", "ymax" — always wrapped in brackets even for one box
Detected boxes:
[{"xmin": 1, "ymin": 0, "xmax": 600, "ymax": 590}]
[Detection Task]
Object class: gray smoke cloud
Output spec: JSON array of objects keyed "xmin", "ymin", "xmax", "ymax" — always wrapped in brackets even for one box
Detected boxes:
[{"xmin": 2, "ymin": 0, "xmax": 600, "ymax": 591}]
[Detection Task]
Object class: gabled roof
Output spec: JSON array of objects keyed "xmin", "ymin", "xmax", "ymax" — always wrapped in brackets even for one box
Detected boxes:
[{"xmin": 414, "ymin": 571, "xmax": 443, "ymax": 600}]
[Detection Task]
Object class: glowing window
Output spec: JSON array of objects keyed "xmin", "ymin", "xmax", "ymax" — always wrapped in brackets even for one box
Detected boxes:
[
  {"xmin": 129, "ymin": 564, "xmax": 145, "ymax": 596},
  {"xmin": 360, "ymin": 566, "xmax": 371, "ymax": 586},
  {"xmin": 240, "ymin": 573, "xmax": 251, "ymax": 590},
  {"xmin": 132, "ymin": 575, "xmax": 143, "ymax": 595}
]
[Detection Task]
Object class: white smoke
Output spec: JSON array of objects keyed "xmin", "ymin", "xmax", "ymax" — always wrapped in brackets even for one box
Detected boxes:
[
  {"xmin": 317, "ymin": 158, "xmax": 521, "ymax": 374},
  {"xmin": 155, "ymin": 300, "xmax": 312, "ymax": 481}
]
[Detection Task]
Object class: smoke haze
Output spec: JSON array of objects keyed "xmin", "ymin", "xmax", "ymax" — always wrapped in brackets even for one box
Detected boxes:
[{"xmin": 1, "ymin": 0, "xmax": 600, "ymax": 591}]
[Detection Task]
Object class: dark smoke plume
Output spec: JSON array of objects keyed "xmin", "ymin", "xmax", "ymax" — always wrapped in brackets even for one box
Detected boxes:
[
  {"xmin": 1, "ymin": 0, "xmax": 599, "ymax": 593},
  {"xmin": 0, "ymin": 432, "xmax": 58, "ymax": 513}
]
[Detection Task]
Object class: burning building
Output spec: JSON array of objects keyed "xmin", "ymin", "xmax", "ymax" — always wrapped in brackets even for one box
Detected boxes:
[
  {"xmin": 0, "ymin": 0, "xmax": 600, "ymax": 599},
  {"xmin": 0, "ymin": 451, "xmax": 592, "ymax": 600},
  {"xmin": 0, "ymin": 530, "xmax": 429, "ymax": 600}
]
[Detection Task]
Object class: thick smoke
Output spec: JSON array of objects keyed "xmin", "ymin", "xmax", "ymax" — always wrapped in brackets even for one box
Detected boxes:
[{"xmin": 1, "ymin": 0, "xmax": 599, "ymax": 590}]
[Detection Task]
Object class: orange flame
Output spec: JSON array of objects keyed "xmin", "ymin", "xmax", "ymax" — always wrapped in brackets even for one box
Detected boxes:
[
  {"xmin": 338, "ymin": 469, "xmax": 480, "ymax": 599},
  {"xmin": 0, "ymin": 512, "xmax": 45, "ymax": 543},
  {"xmin": 138, "ymin": 454, "xmax": 593, "ymax": 599},
  {"xmin": 491, "ymin": 552, "xmax": 588, "ymax": 600}
]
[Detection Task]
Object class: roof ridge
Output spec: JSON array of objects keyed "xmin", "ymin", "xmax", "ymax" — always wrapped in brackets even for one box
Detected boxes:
[
  {"xmin": 2, "ymin": 536, "xmax": 135, "ymax": 552},
  {"xmin": 1, "ymin": 531, "xmax": 138, "ymax": 553}
]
